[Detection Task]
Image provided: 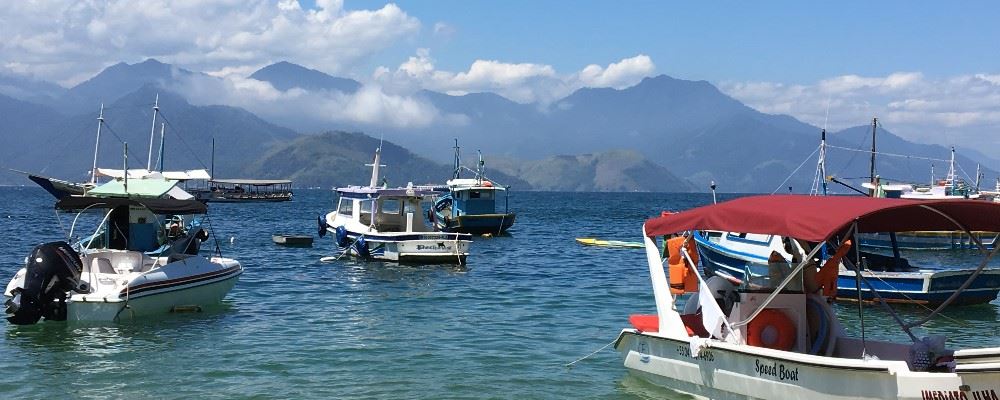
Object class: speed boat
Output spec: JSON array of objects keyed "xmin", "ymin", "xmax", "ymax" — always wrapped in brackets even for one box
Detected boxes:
[
  {"xmin": 4, "ymin": 196, "xmax": 242, "ymax": 325},
  {"xmin": 615, "ymin": 195, "xmax": 1000, "ymax": 399}
]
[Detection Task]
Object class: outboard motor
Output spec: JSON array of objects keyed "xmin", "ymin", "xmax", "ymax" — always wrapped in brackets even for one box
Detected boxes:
[{"xmin": 5, "ymin": 241, "xmax": 89, "ymax": 325}]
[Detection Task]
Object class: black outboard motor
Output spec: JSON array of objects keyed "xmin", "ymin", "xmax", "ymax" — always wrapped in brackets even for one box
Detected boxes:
[{"xmin": 5, "ymin": 241, "xmax": 89, "ymax": 325}]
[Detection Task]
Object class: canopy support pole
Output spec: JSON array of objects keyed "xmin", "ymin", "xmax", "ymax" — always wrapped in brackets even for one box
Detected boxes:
[
  {"xmin": 905, "ymin": 232, "xmax": 1000, "ymax": 329},
  {"xmin": 731, "ymin": 237, "xmax": 826, "ymax": 328},
  {"xmin": 850, "ymin": 222, "xmax": 868, "ymax": 358}
]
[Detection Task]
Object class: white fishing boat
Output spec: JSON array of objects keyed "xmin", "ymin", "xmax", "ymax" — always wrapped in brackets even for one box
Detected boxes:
[
  {"xmin": 320, "ymin": 145, "xmax": 471, "ymax": 264},
  {"xmin": 4, "ymin": 196, "xmax": 242, "ymax": 325},
  {"xmin": 615, "ymin": 195, "xmax": 1000, "ymax": 400}
]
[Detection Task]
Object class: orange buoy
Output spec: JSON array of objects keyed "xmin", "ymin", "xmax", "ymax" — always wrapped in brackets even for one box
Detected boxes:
[{"xmin": 747, "ymin": 309, "xmax": 797, "ymax": 351}]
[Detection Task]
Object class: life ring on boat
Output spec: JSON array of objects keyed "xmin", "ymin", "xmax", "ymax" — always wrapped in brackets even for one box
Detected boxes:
[
  {"xmin": 483, "ymin": 181, "xmax": 493, "ymax": 187},
  {"xmin": 747, "ymin": 309, "xmax": 797, "ymax": 351}
]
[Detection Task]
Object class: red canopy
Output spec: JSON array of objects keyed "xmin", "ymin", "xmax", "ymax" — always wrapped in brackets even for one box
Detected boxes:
[{"xmin": 645, "ymin": 195, "xmax": 1000, "ymax": 242}]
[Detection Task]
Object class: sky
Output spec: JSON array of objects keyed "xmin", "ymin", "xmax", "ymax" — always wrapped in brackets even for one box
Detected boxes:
[{"xmin": 1, "ymin": 1, "xmax": 999, "ymax": 152}]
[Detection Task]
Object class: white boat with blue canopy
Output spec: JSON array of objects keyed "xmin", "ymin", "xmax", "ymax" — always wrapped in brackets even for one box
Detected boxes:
[
  {"xmin": 616, "ymin": 195, "xmax": 1000, "ymax": 400},
  {"xmin": 320, "ymin": 146, "xmax": 471, "ymax": 264}
]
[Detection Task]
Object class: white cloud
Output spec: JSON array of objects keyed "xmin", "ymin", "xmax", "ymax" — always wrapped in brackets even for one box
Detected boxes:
[
  {"xmin": 718, "ymin": 72, "xmax": 1000, "ymax": 149},
  {"xmin": 0, "ymin": 0, "xmax": 420, "ymax": 85},
  {"xmin": 376, "ymin": 51, "xmax": 655, "ymax": 104},
  {"xmin": 172, "ymin": 72, "xmax": 451, "ymax": 129}
]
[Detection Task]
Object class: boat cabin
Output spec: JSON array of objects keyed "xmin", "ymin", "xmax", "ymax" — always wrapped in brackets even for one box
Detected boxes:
[
  {"xmin": 335, "ymin": 185, "xmax": 444, "ymax": 233},
  {"xmin": 440, "ymin": 178, "xmax": 508, "ymax": 217}
]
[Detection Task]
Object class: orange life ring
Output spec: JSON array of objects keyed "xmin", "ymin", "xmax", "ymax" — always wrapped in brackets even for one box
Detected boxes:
[{"xmin": 747, "ymin": 309, "xmax": 796, "ymax": 351}]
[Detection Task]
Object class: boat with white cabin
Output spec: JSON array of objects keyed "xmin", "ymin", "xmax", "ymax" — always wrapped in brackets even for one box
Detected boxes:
[
  {"xmin": 321, "ymin": 145, "xmax": 472, "ymax": 264},
  {"xmin": 615, "ymin": 195, "xmax": 1000, "ymax": 399}
]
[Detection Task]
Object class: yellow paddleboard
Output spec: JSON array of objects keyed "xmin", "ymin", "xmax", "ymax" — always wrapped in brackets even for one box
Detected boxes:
[{"xmin": 575, "ymin": 238, "xmax": 644, "ymax": 248}]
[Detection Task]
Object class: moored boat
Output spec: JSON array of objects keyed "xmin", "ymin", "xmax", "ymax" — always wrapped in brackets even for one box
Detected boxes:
[
  {"xmin": 4, "ymin": 196, "xmax": 242, "ymax": 324},
  {"xmin": 320, "ymin": 145, "xmax": 471, "ymax": 264},
  {"xmin": 431, "ymin": 140, "xmax": 515, "ymax": 234},
  {"xmin": 615, "ymin": 195, "xmax": 1000, "ymax": 399},
  {"xmin": 695, "ymin": 230, "xmax": 1000, "ymax": 306}
]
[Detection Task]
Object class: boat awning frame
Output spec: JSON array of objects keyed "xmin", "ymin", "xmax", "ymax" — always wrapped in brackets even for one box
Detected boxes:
[
  {"xmin": 55, "ymin": 196, "xmax": 207, "ymax": 214},
  {"xmin": 644, "ymin": 195, "xmax": 1000, "ymax": 242}
]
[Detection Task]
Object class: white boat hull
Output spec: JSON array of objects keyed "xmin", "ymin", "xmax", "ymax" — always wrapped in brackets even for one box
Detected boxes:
[{"xmin": 617, "ymin": 330, "xmax": 1000, "ymax": 400}]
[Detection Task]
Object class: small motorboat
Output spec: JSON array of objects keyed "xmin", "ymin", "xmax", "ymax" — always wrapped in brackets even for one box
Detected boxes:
[
  {"xmin": 615, "ymin": 195, "xmax": 1000, "ymax": 399},
  {"xmin": 272, "ymin": 234, "xmax": 313, "ymax": 247},
  {"xmin": 320, "ymin": 145, "xmax": 471, "ymax": 264},
  {"xmin": 4, "ymin": 196, "xmax": 242, "ymax": 325}
]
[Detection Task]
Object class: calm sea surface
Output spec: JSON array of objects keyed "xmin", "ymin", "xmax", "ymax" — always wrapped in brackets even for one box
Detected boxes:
[{"xmin": 0, "ymin": 187, "xmax": 998, "ymax": 399}]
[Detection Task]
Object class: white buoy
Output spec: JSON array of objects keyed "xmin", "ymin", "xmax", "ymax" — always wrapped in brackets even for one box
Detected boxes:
[
  {"xmin": 229, "ymin": 236, "xmax": 235, "ymax": 244},
  {"xmin": 319, "ymin": 256, "xmax": 337, "ymax": 262}
]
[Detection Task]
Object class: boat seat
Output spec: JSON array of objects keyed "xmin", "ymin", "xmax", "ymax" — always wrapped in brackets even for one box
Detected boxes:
[
  {"xmin": 92, "ymin": 257, "xmax": 115, "ymax": 274},
  {"xmin": 628, "ymin": 314, "xmax": 710, "ymax": 337}
]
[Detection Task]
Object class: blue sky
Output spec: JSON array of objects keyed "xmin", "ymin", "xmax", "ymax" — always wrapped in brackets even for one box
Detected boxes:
[{"xmin": 343, "ymin": 0, "xmax": 1000, "ymax": 83}]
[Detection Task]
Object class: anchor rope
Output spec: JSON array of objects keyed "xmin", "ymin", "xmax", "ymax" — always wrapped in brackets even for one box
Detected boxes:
[{"xmin": 564, "ymin": 337, "xmax": 618, "ymax": 368}]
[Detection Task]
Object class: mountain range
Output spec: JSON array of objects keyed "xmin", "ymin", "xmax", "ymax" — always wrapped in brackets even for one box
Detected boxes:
[{"xmin": 0, "ymin": 59, "xmax": 994, "ymax": 193}]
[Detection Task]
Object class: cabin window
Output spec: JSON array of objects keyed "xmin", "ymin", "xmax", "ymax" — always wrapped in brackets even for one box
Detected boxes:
[
  {"xmin": 381, "ymin": 199, "xmax": 401, "ymax": 214},
  {"xmin": 360, "ymin": 200, "xmax": 373, "ymax": 214},
  {"xmin": 338, "ymin": 199, "xmax": 354, "ymax": 215},
  {"xmin": 470, "ymin": 191, "xmax": 481, "ymax": 199}
]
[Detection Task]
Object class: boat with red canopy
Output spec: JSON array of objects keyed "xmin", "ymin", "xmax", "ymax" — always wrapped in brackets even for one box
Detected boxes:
[{"xmin": 616, "ymin": 195, "xmax": 1000, "ymax": 400}]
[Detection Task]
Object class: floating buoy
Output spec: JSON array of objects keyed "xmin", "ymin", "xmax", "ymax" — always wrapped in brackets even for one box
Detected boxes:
[
  {"xmin": 319, "ymin": 256, "xmax": 337, "ymax": 263},
  {"xmin": 229, "ymin": 236, "xmax": 235, "ymax": 244},
  {"xmin": 482, "ymin": 233, "xmax": 493, "ymax": 238}
]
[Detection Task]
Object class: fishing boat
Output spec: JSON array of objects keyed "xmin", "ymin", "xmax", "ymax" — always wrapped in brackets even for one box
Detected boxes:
[
  {"xmin": 695, "ymin": 230, "xmax": 1000, "ymax": 306},
  {"xmin": 431, "ymin": 140, "xmax": 515, "ymax": 234},
  {"xmin": 320, "ymin": 145, "xmax": 472, "ymax": 264},
  {"xmin": 4, "ymin": 196, "xmax": 242, "ymax": 325},
  {"xmin": 616, "ymin": 195, "xmax": 1000, "ymax": 399}
]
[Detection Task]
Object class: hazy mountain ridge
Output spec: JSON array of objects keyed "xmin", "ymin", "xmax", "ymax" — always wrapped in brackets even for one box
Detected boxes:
[{"xmin": 2, "ymin": 59, "xmax": 995, "ymax": 193}]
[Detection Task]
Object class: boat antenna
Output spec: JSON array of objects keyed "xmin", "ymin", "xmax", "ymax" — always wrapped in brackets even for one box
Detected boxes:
[
  {"xmin": 868, "ymin": 117, "xmax": 877, "ymax": 197},
  {"xmin": 146, "ymin": 93, "xmax": 160, "ymax": 171},
  {"xmin": 90, "ymin": 104, "xmax": 105, "ymax": 185},
  {"xmin": 710, "ymin": 181, "xmax": 717, "ymax": 204},
  {"xmin": 453, "ymin": 138, "xmax": 461, "ymax": 179},
  {"xmin": 156, "ymin": 122, "xmax": 166, "ymax": 172}
]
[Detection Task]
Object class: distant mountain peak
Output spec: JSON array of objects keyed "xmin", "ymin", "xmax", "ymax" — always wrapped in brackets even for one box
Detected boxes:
[{"xmin": 249, "ymin": 61, "xmax": 361, "ymax": 93}]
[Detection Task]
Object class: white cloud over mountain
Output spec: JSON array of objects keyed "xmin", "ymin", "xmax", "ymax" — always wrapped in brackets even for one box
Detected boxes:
[
  {"xmin": 718, "ymin": 73, "xmax": 1000, "ymax": 148},
  {"xmin": 375, "ymin": 50, "xmax": 655, "ymax": 105},
  {"xmin": 0, "ymin": 0, "xmax": 419, "ymax": 85}
]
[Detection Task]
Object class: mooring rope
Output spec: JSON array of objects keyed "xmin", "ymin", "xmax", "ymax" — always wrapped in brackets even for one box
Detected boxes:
[{"xmin": 564, "ymin": 337, "xmax": 618, "ymax": 368}]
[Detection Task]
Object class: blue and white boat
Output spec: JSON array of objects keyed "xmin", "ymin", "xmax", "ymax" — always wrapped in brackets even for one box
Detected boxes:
[
  {"xmin": 431, "ymin": 141, "xmax": 515, "ymax": 234},
  {"xmin": 694, "ymin": 230, "xmax": 1000, "ymax": 306},
  {"xmin": 321, "ymin": 146, "xmax": 472, "ymax": 264}
]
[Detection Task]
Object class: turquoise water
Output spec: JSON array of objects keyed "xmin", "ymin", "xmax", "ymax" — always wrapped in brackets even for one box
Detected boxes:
[{"xmin": 1, "ymin": 187, "xmax": 998, "ymax": 399}]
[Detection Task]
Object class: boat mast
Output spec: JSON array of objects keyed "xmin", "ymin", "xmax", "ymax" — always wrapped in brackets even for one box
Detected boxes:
[
  {"xmin": 210, "ymin": 138, "xmax": 216, "ymax": 179},
  {"xmin": 477, "ymin": 150, "xmax": 485, "ymax": 184},
  {"xmin": 156, "ymin": 122, "xmax": 166, "ymax": 172},
  {"xmin": 146, "ymin": 93, "xmax": 159, "ymax": 171},
  {"xmin": 947, "ymin": 147, "xmax": 957, "ymax": 190},
  {"xmin": 123, "ymin": 142, "xmax": 128, "ymax": 194},
  {"xmin": 810, "ymin": 129, "xmax": 828, "ymax": 196},
  {"xmin": 869, "ymin": 117, "xmax": 877, "ymax": 197},
  {"xmin": 453, "ymin": 138, "xmax": 461, "ymax": 179},
  {"xmin": 90, "ymin": 104, "xmax": 105, "ymax": 185},
  {"xmin": 367, "ymin": 144, "xmax": 385, "ymax": 188}
]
